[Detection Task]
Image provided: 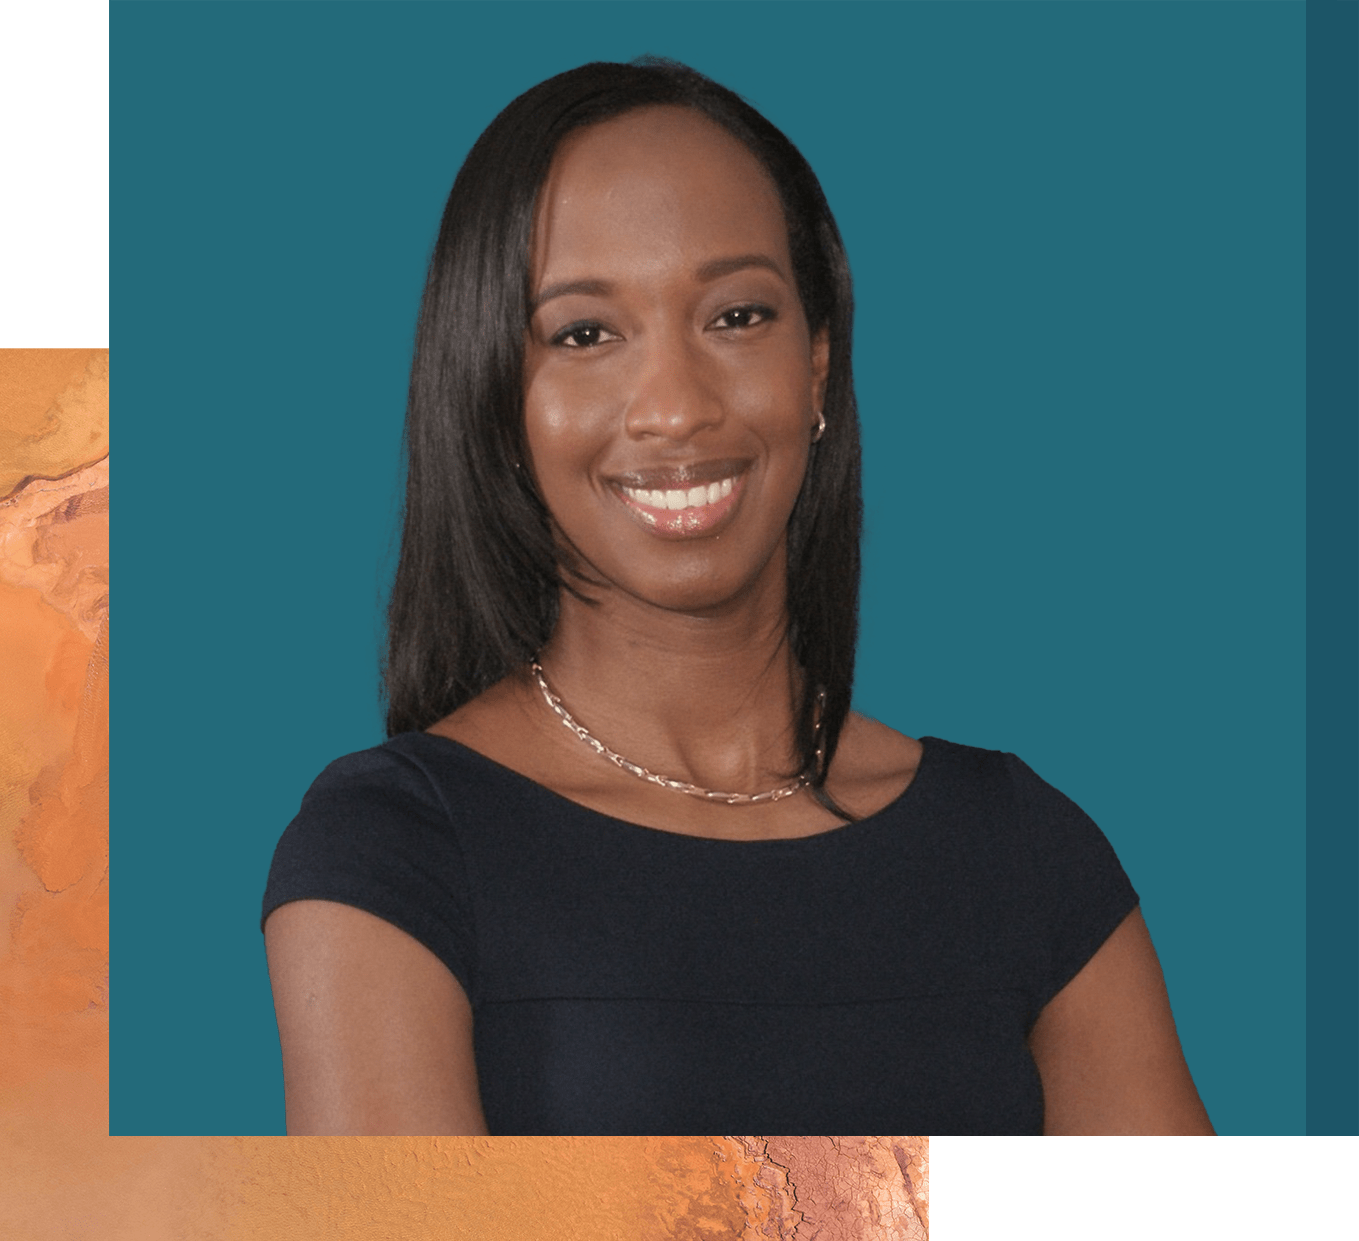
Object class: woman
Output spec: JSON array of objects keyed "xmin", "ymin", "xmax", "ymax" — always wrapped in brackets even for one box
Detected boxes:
[{"xmin": 262, "ymin": 58, "xmax": 1213, "ymax": 1136}]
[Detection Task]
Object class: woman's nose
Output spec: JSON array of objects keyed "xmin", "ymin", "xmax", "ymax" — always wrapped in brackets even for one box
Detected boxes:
[{"xmin": 622, "ymin": 333, "xmax": 723, "ymax": 442}]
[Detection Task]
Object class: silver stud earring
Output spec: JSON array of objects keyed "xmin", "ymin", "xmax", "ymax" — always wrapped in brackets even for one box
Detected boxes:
[{"xmin": 811, "ymin": 410, "xmax": 827, "ymax": 443}]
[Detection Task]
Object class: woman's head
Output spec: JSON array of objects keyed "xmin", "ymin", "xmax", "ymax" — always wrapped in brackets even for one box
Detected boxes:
[
  {"xmin": 524, "ymin": 104, "xmax": 829, "ymax": 616},
  {"xmin": 386, "ymin": 58, "xmax": 862, "ymax": 795}
]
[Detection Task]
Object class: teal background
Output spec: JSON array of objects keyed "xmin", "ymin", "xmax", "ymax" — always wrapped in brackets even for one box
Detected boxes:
[{"xmin": 114, "ymin": 1, "xmax": 1305, "ymax": 1135}]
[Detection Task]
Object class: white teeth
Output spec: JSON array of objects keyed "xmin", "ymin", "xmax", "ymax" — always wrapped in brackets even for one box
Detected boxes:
[{"xmin": 622, "ymin": 476, "xmax": 739, "ymax": 511}]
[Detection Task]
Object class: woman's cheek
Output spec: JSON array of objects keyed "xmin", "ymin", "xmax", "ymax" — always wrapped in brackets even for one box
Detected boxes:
[
  {"xmin": 740, "ymin": 342, "xmax": 813, "ymax": 419},
  {"xmin": 540, "ymin": 367, "xmax": 618, "ymax": 436},
  {"xmin": 739, "ymin": 376, "xmax": 811, "ymax": 446}
]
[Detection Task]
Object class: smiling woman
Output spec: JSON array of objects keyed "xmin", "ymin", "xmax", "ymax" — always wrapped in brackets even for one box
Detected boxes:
[{"xmin": 259, "ymin": 58, "xmax": 1213, "ymax": 1137}]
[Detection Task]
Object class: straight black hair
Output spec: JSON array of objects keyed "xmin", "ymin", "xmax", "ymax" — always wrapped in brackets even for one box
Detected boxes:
[{"xmin": 384, "ymin": 57, "xmax": 863, "ymax": 819}]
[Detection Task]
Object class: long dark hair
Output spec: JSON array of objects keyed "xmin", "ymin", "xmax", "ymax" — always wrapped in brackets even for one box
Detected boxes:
[{"xmin": 384, "ymin": 57, "xmax": 863, "ymax": 818}]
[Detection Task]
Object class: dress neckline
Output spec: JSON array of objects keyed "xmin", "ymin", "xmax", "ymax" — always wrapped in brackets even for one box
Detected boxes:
[{"xmin": 409, "ymin": 730, "xmax": 937, "ymax": 845}]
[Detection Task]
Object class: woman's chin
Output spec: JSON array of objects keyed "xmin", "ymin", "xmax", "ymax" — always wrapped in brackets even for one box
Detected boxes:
[{"xmin": 613, "ymin": 557, "xmax": 785, "ymax": 619}]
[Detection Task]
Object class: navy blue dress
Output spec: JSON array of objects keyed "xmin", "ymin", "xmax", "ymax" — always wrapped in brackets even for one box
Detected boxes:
[{"xmin": 261, "ymin": 732, "xmax": 1137, "ymax": 1135}]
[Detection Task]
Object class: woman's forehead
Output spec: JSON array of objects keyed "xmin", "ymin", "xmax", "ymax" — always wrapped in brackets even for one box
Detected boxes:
[{"xmin": 530, "ymin": 106, "xmax": 791, "ymax": 291}]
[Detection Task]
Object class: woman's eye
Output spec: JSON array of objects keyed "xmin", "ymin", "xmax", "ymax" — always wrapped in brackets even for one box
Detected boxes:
[
  {"xmin": 713, "ymin": 304, "xmax": 775, "ymax": 330},
  {"xmin": 551, "ymin": 322, "xmax": 616, "ymax": 348}
]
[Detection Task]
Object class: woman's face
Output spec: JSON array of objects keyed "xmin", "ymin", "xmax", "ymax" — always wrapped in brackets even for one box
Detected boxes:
[{"xmin": 523, "ymin": 105, "xmax": 829, "ymax": 616}]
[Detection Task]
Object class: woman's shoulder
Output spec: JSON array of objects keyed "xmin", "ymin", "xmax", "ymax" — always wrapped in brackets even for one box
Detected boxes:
[
  {"xmin": 296, "ymin": 672, "xmax": 540, "ymax": 805},
  {"xmin": 300, "ymin": 731, "xmax": 467, "ymax": 803},
  {"xmin": 282, "ymin": 728, "xmax": 522, "ymax": 854},
  {"xmin": 839, "ymin": 723, "xmax": 1101, "ymax": 833},
  {"xmin": 826, "ymin": 712, "xmax": 924, "ymax": 820},
  {"xmin": 424, "ymin": 670, "xmax": 558, "ymax": 783}
]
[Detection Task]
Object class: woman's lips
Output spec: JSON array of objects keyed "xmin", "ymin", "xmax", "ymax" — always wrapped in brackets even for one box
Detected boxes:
[{"xmin": 612, "ymin": 471, "xmax": 745, "ymax": 537}]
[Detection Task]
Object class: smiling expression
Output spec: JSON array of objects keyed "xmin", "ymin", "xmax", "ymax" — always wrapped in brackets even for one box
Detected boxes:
[{"xmin": 523, "ymin": 105, "xmax": 830, "ymax": 614}]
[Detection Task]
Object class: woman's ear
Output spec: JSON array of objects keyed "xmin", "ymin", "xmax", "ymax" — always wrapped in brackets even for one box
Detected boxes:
[{"xmin": 811, "ymin": 325, "xmax": 831, "ymax": 412}]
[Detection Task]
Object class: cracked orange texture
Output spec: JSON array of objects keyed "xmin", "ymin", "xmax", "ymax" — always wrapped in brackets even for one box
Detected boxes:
[
  {"xmin": 0, "ymin": 1133, "xmax": 927, "ymax": 1240},
  {"xmin": 0, "ymin": 351, "xmax": 929, "ymax": 1239},
  {"xmin": 0, "ymin": 349, "xmax": 108, "ymax": 501},
  {"xmin": 756, "ymin": 1136, "xmax": 929, "ymax": 1240},
  {"xmin": 0, "ymin": 349, "xmax": 110, "ymax": 1237}
]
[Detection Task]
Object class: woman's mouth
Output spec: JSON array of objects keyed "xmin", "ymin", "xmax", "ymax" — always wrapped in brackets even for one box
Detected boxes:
[{"xmin": 613, "ymin": 472, "xmax": 744, "ymax": 537}]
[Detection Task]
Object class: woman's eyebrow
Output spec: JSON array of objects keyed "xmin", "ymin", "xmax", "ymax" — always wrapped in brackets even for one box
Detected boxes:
[
  {"xmin": 530, "ymin": 278, "xmax": 613, "ymax": 313},
  {"xmin": 693, "ymin": 253, "xmax": 788, "ymax": 284},
  {"xmin": 531, "ymin": 254, "xmax": 788, "ymax": 313}
]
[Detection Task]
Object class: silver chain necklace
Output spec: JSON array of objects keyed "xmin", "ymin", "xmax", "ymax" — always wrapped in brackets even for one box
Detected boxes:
[{"xmin": 529, "ymin": 658, "xmax": 824, "ymax": 806}]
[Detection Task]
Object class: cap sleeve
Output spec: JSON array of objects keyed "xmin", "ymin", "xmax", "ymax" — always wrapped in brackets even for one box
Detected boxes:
[
  {"xmin": 261, "ymin": 744, "xmax": 476, "ymax": 999},
  {"xmin": 1002, "ymin": 752, "xmax": 1140, "ymax": 1016}
]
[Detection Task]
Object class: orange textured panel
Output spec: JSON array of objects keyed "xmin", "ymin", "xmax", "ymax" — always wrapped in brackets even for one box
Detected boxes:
[
  {"xmin": 0, "ymin": 355, "xmax": 929, "ymax": 1240},
  {"xmin": 0, "ymin": 1134, "xmax": 928, "ymax": 1240},
  {"xmin": 0, "ymin": 466, "xmax": 109, "ymax": 1085},
  {"xmin": 0, "ymin": 349, "xmax": 109, "ymax": 500},
  {"xmin": 0, "ymin": 351, "xmax": 110, "ymax": 1235}
]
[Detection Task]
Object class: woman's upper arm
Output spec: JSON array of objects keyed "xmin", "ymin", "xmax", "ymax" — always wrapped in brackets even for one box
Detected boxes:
[
  {"xmin": 1028, "ymin": 907, "xmax": 1214, "ymax": 1135},
  {"xmin": 264, "ymin": 899, "xmax": 488, "ymax": 1135}
]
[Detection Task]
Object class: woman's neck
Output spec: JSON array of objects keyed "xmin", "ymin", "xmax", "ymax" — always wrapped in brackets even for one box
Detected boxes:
[{"xmin": 534, "ymin": 574, "xmax": 807, "ymax": 793}]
